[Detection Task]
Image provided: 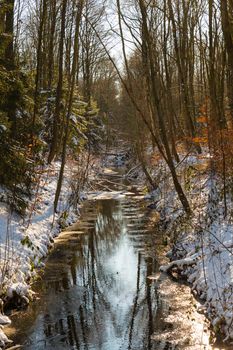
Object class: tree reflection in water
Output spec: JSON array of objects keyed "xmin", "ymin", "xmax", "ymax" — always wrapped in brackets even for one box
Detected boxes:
[{"xmin": 8, "ymin": 196, "xmax": 159, "ymax": 350}]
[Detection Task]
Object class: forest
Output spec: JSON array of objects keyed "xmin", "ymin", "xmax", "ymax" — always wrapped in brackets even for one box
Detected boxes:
[{"xmin": 0, "ymin": 0, "xmax": 233, "ymax": 349}]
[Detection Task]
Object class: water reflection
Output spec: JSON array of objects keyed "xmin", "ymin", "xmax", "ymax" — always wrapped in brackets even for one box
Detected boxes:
[{"xmin": 8, "ymin": 196, "xmax": 159, "ymax": 350}]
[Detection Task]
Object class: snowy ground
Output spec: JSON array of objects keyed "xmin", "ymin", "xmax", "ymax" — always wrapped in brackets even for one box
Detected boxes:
[
  {"xmin": 143, "ymin": 151, "xmax": 233, "ymax": 344},
  {"xmin": 0, "ymin": 160, "xmax": 85, "ymax": 348},
  {"xmin": 1, "ymin": 147, "xmax": 233, "ymax": 347}
]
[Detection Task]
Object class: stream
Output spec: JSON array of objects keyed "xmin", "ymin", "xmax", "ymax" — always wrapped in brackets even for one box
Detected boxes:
[{"xmin": 5, "ymin": 175, "xmax": 229, "ymax": 349}]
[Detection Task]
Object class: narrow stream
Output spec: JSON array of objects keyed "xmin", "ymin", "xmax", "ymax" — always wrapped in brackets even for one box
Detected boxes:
[
  {"xmin": 6, "ymin": 189, "xmax": 163, "ymax": 349},
  {"xmin": 5, "ymin": 184, "xmax": 229, "ymax": 349}
]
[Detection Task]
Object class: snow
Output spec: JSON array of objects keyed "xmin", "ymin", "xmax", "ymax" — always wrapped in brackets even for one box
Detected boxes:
[
  {"xmin": 144, "ymin": 151, "xmax": 233, "ymax": 343},
  {"xmin": 70, "ymin": 114, "xmax": 77, "ymax": 123},
  {"xmin": 0, "ymin": 329, "xmax": 12, "ymax": 348},
  {"xmin": 87, "ymin": 190, "xmax": 126, "ymax": 200},
  {"xmin": 0, "ymin": 161, "xmax": 82, "ymax": 347},
  {"xmin": 0, "ymin": 125, "xmax": 7, "ymax": 132},
  {"xmin": 1, "ymin": 147, "xmax": 233, "ymax": 345},
  {"xmin": 0, "ymin": 315, "xmax": 11, "ymax": 326},
  {"xmin": 160, "ymin": 253, "xmax": 199, "ymax": 273}
]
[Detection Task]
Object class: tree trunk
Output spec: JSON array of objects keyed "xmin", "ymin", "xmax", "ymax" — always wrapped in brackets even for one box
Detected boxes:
[
  {"xmin": 48, "ymin": 0, "xmax": 67, "ymax": 164},
  {"xmin": 138, "ymin": 0, "xmax": 191, "ymax": 214},
  {"xmin": 32, "ymin": 0, "xmax": 47, "ymax": 138},
  {"xmin": 220, "ymin": 0, "xmax": 233, "ymax": 121},
  {"xmin": 5, "ymin": 0, "xmax": 14, "ymax": 66},
  {"xmin": 54, "ymin": 0, "xmax": 84, "ymax": 212},
  {"xmin": 48, "ymin": 0, "xmax": 57, "ymax": 89}
]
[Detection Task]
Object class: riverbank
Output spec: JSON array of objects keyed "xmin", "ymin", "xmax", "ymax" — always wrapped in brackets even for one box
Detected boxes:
[
  {"xmin": 1, "ymin": 148, "xmax": 232, "ymax": 348},
  {"xmin": 140, "ymin": 205, "xmax": 213, "ymax": 349},
  {"xmin": 4, "ymin": 171, "xmax": 217, "ymax": 350},
  {"xmin": 141, "ymin": 150, "xmax": 233, "ymax": 345},
  {"xmin": 0, "ymin": 158, "xmax": 96, "ymax": 348},
  {"xmin": 0, "ymin": 150, "xmax": 128, "ymax": 348},
  {"xmin": 5, "ymin": 187, "xmax": 157, "ymax": 349}
]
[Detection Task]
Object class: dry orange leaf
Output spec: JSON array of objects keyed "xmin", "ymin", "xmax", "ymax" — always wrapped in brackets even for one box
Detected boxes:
[
  {"xmin": 197, "ymin": 116, "xmax": 208, "ymax": 123},
  {"xmin": 192, "ymin": 137, "xmax": 208, "ymax": 143}
]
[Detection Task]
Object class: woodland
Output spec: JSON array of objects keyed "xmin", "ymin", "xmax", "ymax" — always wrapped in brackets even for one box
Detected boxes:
[
  {"xmin": 0, "ymin": 0, "xmax": 233, "ymax": 214},
  {"xmin": 1, "ymin": 0, "xmax": 233, "ymax": 348}
]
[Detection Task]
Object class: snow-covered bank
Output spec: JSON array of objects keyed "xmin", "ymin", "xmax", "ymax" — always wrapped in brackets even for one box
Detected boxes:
[
  {"xmin": 142, "ymin": 151, "xmax": 233, "ymax": 344},
  {"xmin": 0, "ymin": 160, "xmax": 85, "ymax": 347},
  {"xmin": 160, "ymin": 217, "xmax": 233, "ymax": 343}
]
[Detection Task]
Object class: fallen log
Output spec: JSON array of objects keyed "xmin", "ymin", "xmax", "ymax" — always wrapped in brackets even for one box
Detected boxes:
[{"xmin": 160, "ymin": 253, "xmax": 199, "ymax": 274}]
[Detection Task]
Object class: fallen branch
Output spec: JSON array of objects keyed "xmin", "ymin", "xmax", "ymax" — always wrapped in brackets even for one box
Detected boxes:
[
  {"xmin": 125, "ymin": 164, "xmax": 141, "ymax": 177},
  {"xmin": 160, "ymin": 253, "xmax": 199, "ymax": 274}
]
